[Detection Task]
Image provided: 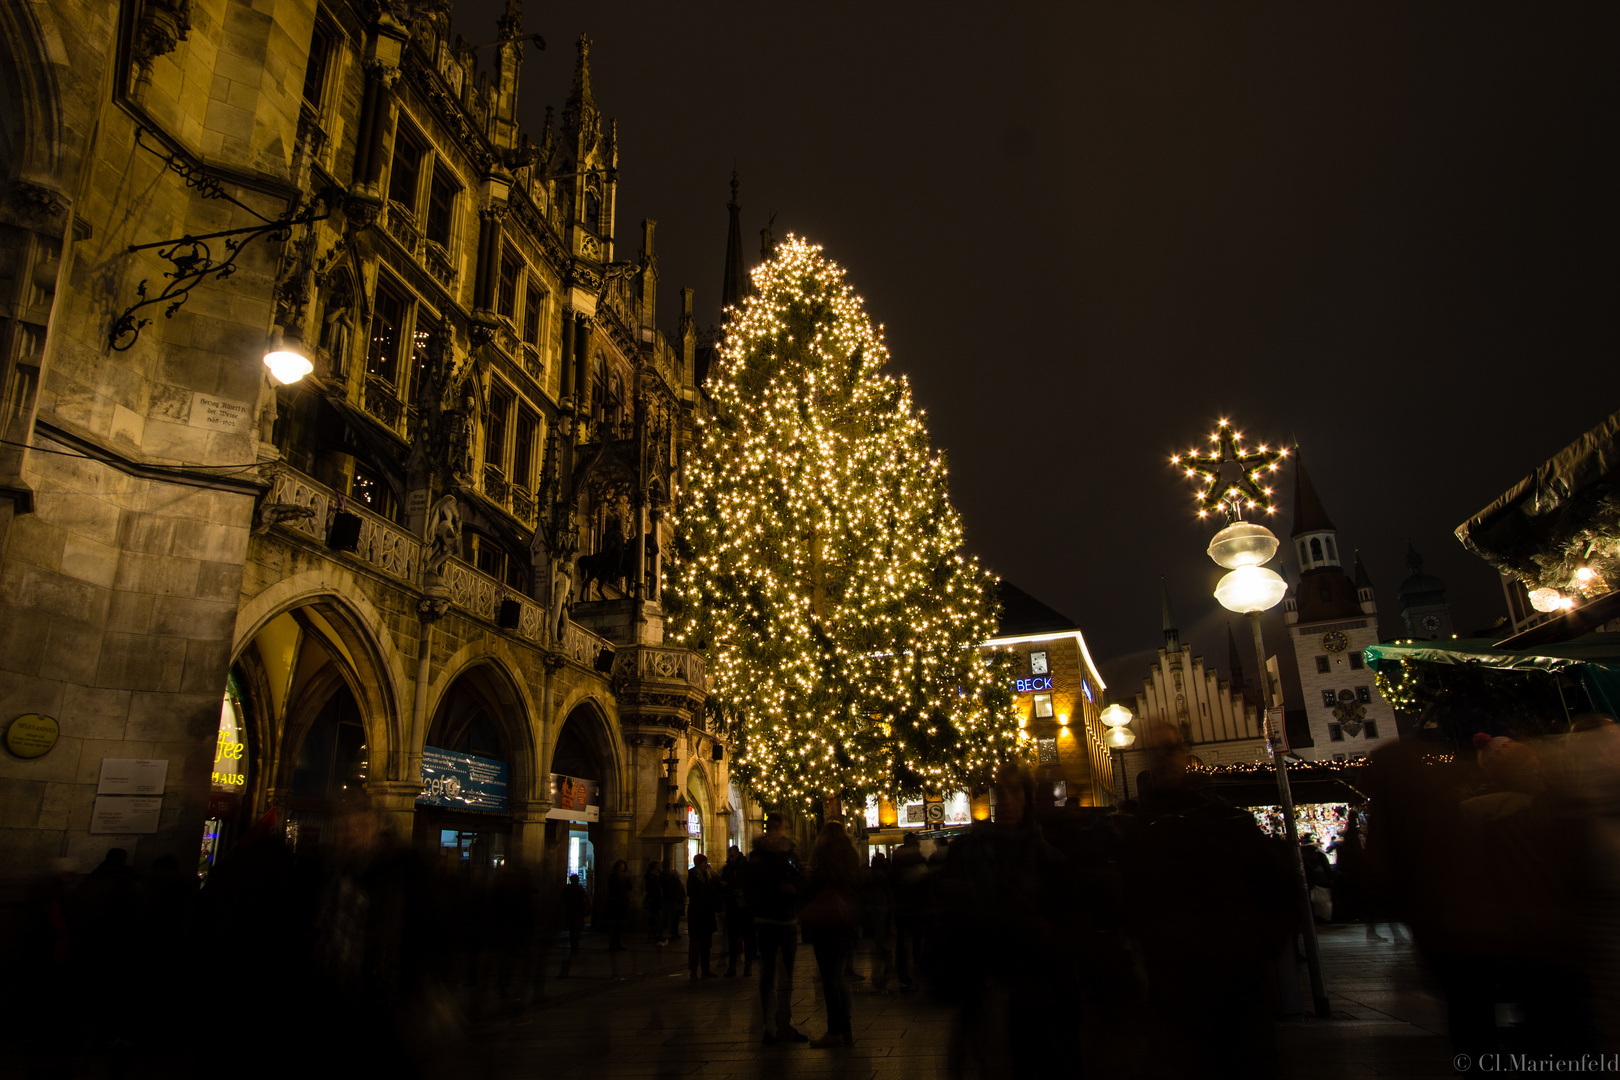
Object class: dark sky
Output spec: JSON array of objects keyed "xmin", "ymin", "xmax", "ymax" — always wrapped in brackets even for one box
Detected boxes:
[{"xmin": 457, "ymin": 1, "xmax": 1618, "ymax": 701}]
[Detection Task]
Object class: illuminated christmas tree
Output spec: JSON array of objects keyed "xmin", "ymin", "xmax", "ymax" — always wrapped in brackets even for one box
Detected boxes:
[{"xmin": 668, "ymin": 236, "xmax": 1015, "ymax": 809}]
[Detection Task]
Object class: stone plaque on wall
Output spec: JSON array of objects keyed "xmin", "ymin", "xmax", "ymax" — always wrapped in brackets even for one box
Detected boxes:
[{"xmin": 187, "ymin": 392, "xmax": 252, "ymax": 435}]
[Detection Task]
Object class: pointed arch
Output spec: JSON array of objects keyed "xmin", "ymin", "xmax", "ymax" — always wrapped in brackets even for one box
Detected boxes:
[{"xmin": 423, "ymin": 641, "xmax": 541, "ymax": 807}]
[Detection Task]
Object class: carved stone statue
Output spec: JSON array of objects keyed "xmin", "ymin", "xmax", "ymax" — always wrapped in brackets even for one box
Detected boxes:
[
  {"xmin": 322, "ymin": 299, "xmax": 353, "ymax": 377},
  {"xmin": 256, "ymin": 368, "xmax": 278, "ymax": 445},
  {"xmin": 449, "ymin": 391, "xmax": 477, "ymax": 483},
  {"xmin": 426, "ymin": 494, "xmax": 461, "ymax": 576}
]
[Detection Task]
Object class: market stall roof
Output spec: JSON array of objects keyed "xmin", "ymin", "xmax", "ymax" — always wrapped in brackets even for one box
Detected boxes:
[
  {"xmin": 1364, "ymin": 635, "xmax": 1620, "ymax": 717},
  {"xmin": 1455, "ymin": 408, "xmax": 1620, "ymax": 588}
]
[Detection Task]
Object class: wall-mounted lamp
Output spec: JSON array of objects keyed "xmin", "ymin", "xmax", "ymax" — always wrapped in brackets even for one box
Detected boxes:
[
  {"xmin": 263, "ymin": 326, "xmax": 313, "ymax": 384},
  {"xmin": 1058, "ymin": 712, "xmax": 1070, "ymax": 727}
]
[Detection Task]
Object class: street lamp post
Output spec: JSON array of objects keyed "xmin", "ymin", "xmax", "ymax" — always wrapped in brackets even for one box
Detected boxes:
[
  {"xmin": 1100, "ymin": 703, "xmax": 1135, "ymax": 804},
  {"xmin": 1208, "ymin": 520, "xmax": 1331, "ymax": 1019}
]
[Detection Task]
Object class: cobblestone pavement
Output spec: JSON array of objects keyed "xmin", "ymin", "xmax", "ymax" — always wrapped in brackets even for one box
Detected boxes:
[{"xmin": 459, "ymin": 923, "xmax": 1458, "ymax": 1080}]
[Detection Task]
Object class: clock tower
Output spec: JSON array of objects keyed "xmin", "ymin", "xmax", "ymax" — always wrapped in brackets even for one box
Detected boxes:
[
  {"xmin": 1282, "ymin": 454, "xmax": 1398, "ymax": 759},
  {"xmin": 1398, "ymin": 543, "xmax": 1453, "ymax": 640}
]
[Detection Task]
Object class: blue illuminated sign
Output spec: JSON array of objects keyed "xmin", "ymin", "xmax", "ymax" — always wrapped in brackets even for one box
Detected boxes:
[{"xmin": 1014, "ymin": 676, "xmax": 1054, "ymax": 693}]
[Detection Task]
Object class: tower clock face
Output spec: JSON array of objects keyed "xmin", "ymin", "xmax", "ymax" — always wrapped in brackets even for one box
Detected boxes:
[
  {"xmin": 1422, "ymin": 614, "xmax": 1441, "ymax": 633},
  {"xmin": 1322, "ymin": 630, "xmax": 1349, "ymax": 654}
]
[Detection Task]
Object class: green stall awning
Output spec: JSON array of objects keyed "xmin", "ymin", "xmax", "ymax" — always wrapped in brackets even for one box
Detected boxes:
[{"xmin": 1364, "ymin": 635, "xmax": 1620, "ymax": 720}]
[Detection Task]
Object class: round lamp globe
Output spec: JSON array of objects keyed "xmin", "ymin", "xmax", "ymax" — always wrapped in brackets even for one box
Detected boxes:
[
  {"xmin": 1215, "ymin": 565, "xmax": 1288, "ymax": 614},
  {"xmin": 1207, "ymin": 521, "xmax": 1280, "ymax": 570}
]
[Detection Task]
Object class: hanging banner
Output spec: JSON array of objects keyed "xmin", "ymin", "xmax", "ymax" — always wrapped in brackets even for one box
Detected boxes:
[
  {"xmin": 417, "ymin": 746, "xmax": 509, "ymax": 813},
  {"xmin": 546, "ymin": 773, "xmax": 601, "ymax": 822}
]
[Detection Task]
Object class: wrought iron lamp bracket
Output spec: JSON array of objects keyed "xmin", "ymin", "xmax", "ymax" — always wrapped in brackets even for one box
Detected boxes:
[{"xmin": 109, "ymin": 128, "xmax": 343, "ymax": 352}]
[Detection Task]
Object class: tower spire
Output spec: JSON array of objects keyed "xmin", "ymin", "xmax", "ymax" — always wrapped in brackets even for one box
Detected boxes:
[
  {"xmin": 721, "ymin": 171, "xmax": 746, "ymax": 316},
  {"xmin": 562, "ymin": 34, "xmax": 595, "ymax": 136},
  {"xmin": 1161, "ymin": 577, "xmax": 1180, "ymax": 655},
  {"xmin": 1290, "ymin": 449, "xmax": 1336, "ymax": 538}
]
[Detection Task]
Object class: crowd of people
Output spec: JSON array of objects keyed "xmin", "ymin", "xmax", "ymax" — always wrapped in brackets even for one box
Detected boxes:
[{"xmin": 12, "ymin": 700, "xmax": 1620, "ymax": 1077}]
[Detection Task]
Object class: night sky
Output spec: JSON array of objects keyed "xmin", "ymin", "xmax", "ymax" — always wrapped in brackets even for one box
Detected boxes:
[{"xmin": 457, "ymin": 2, "xmax": 1618, "ymax": 701}]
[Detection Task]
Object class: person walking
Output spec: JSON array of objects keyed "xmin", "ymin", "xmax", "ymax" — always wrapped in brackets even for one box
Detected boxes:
[
  {"xmin": 687, "ymin": 853, "xmax": 722, "ymax": 979},
  {"xmin": 559, "ymin": 874, "xmax": 587, "ymax": 977},
  {"xmin": 605, "ymin": 860, "xmax": 632, "ymax": 952},
  {"xmin": 749, "ymin": 811, "xmax": 809, "ymax": 1044},
  {"xmin": 802, "ymin": 820, "xmax": 862, "ymax": 1048},
  {"xmin": 643, "ymin": 861, "xmax": 664, "ymax": 943},
  {"xmin": 662, "ymin": 861, "xmax": 686, "ymax": 942},
  {"xmin": 722, "ymin": 846, "xmax": 756, "ymax": 976},
  {"xmin": 890, "ymin": 832, "xmax": 928, "ymax": 990}
]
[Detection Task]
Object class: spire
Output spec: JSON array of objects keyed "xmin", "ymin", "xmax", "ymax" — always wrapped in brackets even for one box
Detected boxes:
[
  {"xmin": 721, "ymin": 171, "xmax": 746, "ymax": 316},
  {"xmin": 497, "ymin": 0, "xmax": 521, "ymax": 40},
  {"xmin": 1161, "ymin": 577, "xmax": 1180, "ymax": 654},
  {"xmin": 1405, "ymin": 540, "xmax": 1424, "ymax": 577},
  {"xmin": 1227, "ymin": 622, "xmax": 1247, "ymax": 690},
  {"xmin": 562, "ymin": 34, "xmax": 595, "ymax": 136},
  {"xmin": 1289, "ymin": 449, "xmax": 1337, "ymax": 539},
  {"xmin": 1355, "ymin": 549, "xmax": 1374, "ymax": 590}
]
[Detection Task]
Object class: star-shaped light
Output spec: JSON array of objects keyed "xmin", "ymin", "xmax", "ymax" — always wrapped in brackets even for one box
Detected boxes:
[{"xmin": 1169, "ymin": 418, "xmax": 1288, "ymax": 521}]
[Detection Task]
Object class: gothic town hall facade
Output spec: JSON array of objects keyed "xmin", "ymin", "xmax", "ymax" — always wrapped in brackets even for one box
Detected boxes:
[{"xmin": 0, "ymin": 0, "xmax": 743, "ymax": 898}]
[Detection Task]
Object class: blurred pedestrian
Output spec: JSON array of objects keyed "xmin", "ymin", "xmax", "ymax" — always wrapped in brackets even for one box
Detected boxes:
[
  {"xmin": 862, "ymin": 852, "xmax": 895, "ymax": 989},
  {"xmin": 662, "ymin": 861, "xmax": 686, "ymax": 942},
  {"xmin": 890, "ymin": 832, "xmax": 928, "ymax": 990},
  {"xmin": 644, "ymin": 860, "xmax": 664, "ymax": 942},
  {"xmin": 721, "ymin": 845, "xmax": 756, "ymax": 976},
  {"xmin": 559, "ymin": 874, "xmax": 587, "ymax": 976},
  {"xmin": 749, "ymin": 811, "xmax": 809, "ymax": 1044},
  {"xmin": 605, "ymin": 859, "xmax": 632, "ymax": 952},
  {"xmin": 687, "ymin": 853, "xmax": 722, "ymax": 978},
  {"xmin": 1123, "ymin": 731, "xmax": 1292, "ymax": 1080},
  {"xmin": 802, "ymin": 819, "xmax": 862, "ymax": 1048}
]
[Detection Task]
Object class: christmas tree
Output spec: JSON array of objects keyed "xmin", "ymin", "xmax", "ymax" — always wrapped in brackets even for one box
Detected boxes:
[{"xmin": 667, "ymin": 236, "xmax": 1015, "ymax": 809}]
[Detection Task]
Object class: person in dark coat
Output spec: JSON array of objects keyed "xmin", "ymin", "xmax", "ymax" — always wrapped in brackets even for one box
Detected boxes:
[
  {"xmin": 749, "ymin": 811, "xmax": 809, "ymax": 1043},
  {"xmin": 559, "ymin": 874, "xmax": 587, "ymax": 976},
  {"xmin": 605, "ymin": 860, "xmax": 632, "ymax": 952},
  {"xmin": 643, "ymin": 861, "xmax": 664, "ymax": 942},
  {"xmin": 686, "ymin": 853, "xmax": 722, "ymax": 978},
  {"xmin": 662, "ymin": 861, "xmax": 686, "ymax": 942},
  {"xmin": 721, "ymin": 846, "xmax": 756, "ymax": 976},
  {"xmin": 890, "ymin": 832, "xmax": 928, "ymax": 989},
  {"xmin": 803, "ymin": 820, "xmax": 863, "ymax": 1048}
]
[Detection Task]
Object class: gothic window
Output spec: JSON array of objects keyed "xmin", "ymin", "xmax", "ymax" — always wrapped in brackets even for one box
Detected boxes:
[
  {"xmin": 424, "ymin": 168, "xmax": 457, "ymax": 248},
  {"xmin": 512, "ymin": 409, "xmax": 537, "ymax": 489},
  {"xmin": 1356, "ymin": 686, "xmax": 1371, "ymax": 704},
  {"xmin": 349, "ymin": 459, "xmax": 393, "ymax": 518},
  {"xmin": 1310, "ymin": 537, "xmax": 1324, "ymax": 563},
  {"xmin": 497, "ymin": 252, "xmax": 519, "ymax": 319},
  {"xmin": 484, "ymin": 386, "xmax": 511, "ymax": 473},
  {"xmin": 585, "ymin": 189, "xmax": 601, "ymax": 232},
  {"xmin": 1315, "ymin": 656, "xmax": 1330, "ymax": 674},
  {"xmin": 302, "ymin": 22, "xmax": 333, "ymax": 111},
  {"xmin": 410, "ymin": 317, "xmax": 438, "ymax": 405},
  {"xmin": 1326, "ymin": 537, "xmax": 1338, "ymax": 562},
  {"xmin": 368, "ymin": 283, "xmax": 405, "ymax": 385},
  {"xmin": 1321, "ymin": 689, "xmax": 1337, "ymax": 708},
  {"xmin": 388, "ymin": 128, "xmax": 424, "ymax": 211},
  {"xmin": 1176, "ymin": 694, "xmax": 1187, "ymax": 719},
  {"xmin": 523, "ymin": 283, "xmax": 544, "ymax": 345}
]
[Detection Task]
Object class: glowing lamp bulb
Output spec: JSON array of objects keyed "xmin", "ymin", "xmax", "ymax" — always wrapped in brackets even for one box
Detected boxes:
[
  {"xmin": 1214, "ymin": 565, "xmax": 1288, "ymax": 614},
  {"xmin": 1576, "ymin": 566, "xmax": 1595, "ymax": 582},
  {"xmin": 263, "ymin": 327, "xmax": 312, "ymax": 384},
  {"xmin": 1105, "ymin": 726, "xmax": 1136, "ymax": 750},
  {"xmin": 1099, "ymin": 704, "xmax": 1133, "ymax": 728},
  {"xmin": 1528, "ymin": 587, "xmax": 1564, "ymax": 613}
]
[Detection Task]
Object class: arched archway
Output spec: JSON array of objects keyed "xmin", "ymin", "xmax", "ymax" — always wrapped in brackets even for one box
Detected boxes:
[
  {"xmin": 548, "ymin": 700, "xmax": 619, "ymax": 899},
  {"xmin": 218, "ymin": 592, "xmax": 401, "ymax": 862},
  {"xmin": 417, "ymin": 661, "xmax": 533, "ymax": 877}
]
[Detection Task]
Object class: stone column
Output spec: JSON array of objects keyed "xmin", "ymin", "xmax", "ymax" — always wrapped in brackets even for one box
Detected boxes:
[
  {"xmin": 364, "ymin": 780, "xmax": 421, "ymax": 840},
  {"xmin": 510, "ymin": 803, "xmax": 551, "ymax": 869}
]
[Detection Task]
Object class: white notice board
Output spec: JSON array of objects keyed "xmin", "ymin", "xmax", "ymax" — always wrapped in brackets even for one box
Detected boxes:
[
  {"xmin": 91, "ymin": 796, "xmax": 163, "ymax": 834},
  {"xmin": 97, "ymin": 759, "xmax": 169, "ymax": 795}
]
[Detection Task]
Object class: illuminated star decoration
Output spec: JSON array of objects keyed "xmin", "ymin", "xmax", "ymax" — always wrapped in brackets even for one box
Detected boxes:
[{"xmin": 1170, "ymin": 418, "xmax": 1288, "ymax": 522}]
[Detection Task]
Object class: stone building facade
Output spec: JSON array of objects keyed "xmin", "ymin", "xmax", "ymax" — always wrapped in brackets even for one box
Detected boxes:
[
  {"xmin": 0, "ymin": 0, "xmax": 738, "ymax": 892},
  {"xmin": 1118, "ymin": 581, "xmax": 1267, "ymax": 799}
]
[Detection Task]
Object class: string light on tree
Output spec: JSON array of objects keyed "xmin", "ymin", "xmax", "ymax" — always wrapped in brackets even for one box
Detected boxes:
[
  {"xmin": 1170, "ymin": 418, "xmax": 1288, "ymax": 521},
  {"xmin": 666, "ymin": 236, "xmax": 1016, "ymax": 809}
]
